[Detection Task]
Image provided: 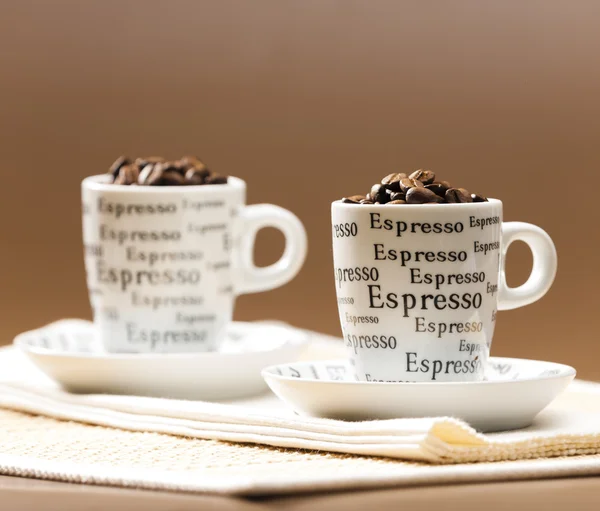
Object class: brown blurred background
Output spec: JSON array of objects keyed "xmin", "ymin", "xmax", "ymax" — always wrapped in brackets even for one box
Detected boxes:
[{"xmin": 0, "ymin": 1, "xmax": 598, "ymax": 377}]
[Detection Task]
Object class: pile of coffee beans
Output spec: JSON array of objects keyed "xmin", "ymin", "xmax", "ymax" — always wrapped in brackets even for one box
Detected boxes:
[
  {"xmin": 107, "ymin": 156, "xmax": 228, "ymax": 186},
  {"xmin": 342, "ymin": 170, "xmax": 488, "ymax": 205}
]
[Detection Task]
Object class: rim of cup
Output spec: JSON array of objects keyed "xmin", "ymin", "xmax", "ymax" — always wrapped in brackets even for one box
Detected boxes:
[
  {"xmin": 82, "ymin": 174, "xmax": 245, "ymax": 192},
  {"xmin": 261, "ymin": 357, "xmax": 576, "ymax": 386},
  {"xmin": 332, "ymin": 198, "xmax": 501, "ymax": 208}
]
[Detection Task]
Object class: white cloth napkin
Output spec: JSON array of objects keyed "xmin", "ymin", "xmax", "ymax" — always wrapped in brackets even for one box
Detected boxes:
[{"xmin": 1, "ymin": 328, "xmax": 600, "ymax": 465}]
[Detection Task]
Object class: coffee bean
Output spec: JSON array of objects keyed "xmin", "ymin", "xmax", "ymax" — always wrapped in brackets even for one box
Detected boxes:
[
  {"xmin": 165, "ymin": 161, "xmax": 187, "ymax": 174},
  {"xmin": 446, "ymin": 188, "xmax": 473, "ymax": 203},
  {"xmin": 399, "ymin": 178, "xmax": 425, "ymax": 193},
  {"xmin": 114, "ymin": 165, "xmax": 139, "ymax": 185},
  {"xmin": 425, "ymin": 181, "xmax": 450, "ymax": 197},
  {"xmin": 134, "ymin": 156, "xmax": 164, "ymax": 170},
  {"xmin": 145, "ymin": 165, "xmax": 165, "ymax": 186},
  {"xmin": 179, "ymin": 156, "xmax": 206, "ymax": 169},
  {"xmin": 108, "ymin": 156, "xmax": 229, "ymax": 185},
  {"xmin": 406, "ymin": 187, "xmax": 444, "ymax": 204},
  {"xmin": 342, "ymin": 195, "xmax": 365, "ymax": 204},
  {"xmin": 161, "ymin": 170, "xmax": 186, "ymax": 185},
  {"xmin": 370, "ymin": 183, "xmax": 389, "ymax": 203},
  {"xmin": 409, "ymin": 169, "xmax": 435, "ymax": 185},
  {"xmin": 185, "ymin": 167, "xmax": 211, "ymax": 185},
  {"xmin": 342, "ymin": 169, "xmax": 487, "ymax": 206},
  {"xmin": 205, "ymin": 174, "xmax": 228, "ymax": 185},
  {"xmin": 381, "ymin": 173, "xmax": 407, "ymax": 192},
  {"xmin": 137, "ymin": 164, "xmax": 155, "ymax": 185},
  {"xmin": 109, "ymin": 156, "xmax": 130, "ymax": 179},
  {"xmin": 370, "ymin": 183, "xmax": 382, "ymax": 196}
]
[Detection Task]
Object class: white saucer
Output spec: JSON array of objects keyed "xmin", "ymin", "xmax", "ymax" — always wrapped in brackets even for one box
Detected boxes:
[
  {"xmin": 262, "ymin": 358, "xmax": 576, "ymax": 432},
  {"xmin": 15, "ymin": 319, "xmax": 308, "ymax": 400}
]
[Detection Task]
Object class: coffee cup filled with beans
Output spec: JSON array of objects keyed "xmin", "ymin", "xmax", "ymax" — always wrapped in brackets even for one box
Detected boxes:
[
  {"xmin": 108, "ymin": 155, "xmax": 228, "ymax": 186},
  {"xmin": 332, "ymin": 167, "xmax": 559, "ymax": 383},
  {"xmin": 82, "ymin": 155, "xmax": 307, "ymax": 353},
  {"xmin": 341, "ymin": 169, "xmax": 488, "ymax": 205}
]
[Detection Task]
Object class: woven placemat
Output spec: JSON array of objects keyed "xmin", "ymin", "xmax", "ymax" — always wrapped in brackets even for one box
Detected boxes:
[{"xmin": 2, "ymin": 408, "xmax": 600, "ymax": 496}]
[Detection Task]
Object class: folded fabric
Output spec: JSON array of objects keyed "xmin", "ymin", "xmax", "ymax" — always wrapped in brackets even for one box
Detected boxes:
[{"xmin": 1, "ymin": 335, "xmax": 600, "ymax": 464}]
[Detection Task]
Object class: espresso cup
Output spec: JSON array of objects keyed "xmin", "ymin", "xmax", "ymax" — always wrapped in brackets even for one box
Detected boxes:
[
  {"xmin": 331, "ymin": 199, "xmax": 557, "ymax": 382},
  {"xmin": 82, "ymin": 175, "xmax": 307, "ymax": 353}
]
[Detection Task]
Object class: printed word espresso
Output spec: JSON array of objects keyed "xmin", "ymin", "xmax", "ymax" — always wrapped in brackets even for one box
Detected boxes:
[
  {"xmin": 373, "ymin": 244, "xmax": 467, "ymax": 266},
  {"xmin": 370, "ymin": 213, "xmax": 464, "ymax": 237},
  {"xmin": 367, "ymin": 284, "xmax": 482, "ymax": 317},
  {"xmin": 415, "ymin": 317, "xmax": 484, "ymax": 339},
  {"xmin": 334, "ymin": 266, "xmax": 379, "ymax": 288},
  {"xmin": 96, "ymin": 260, "xmax": 200, "ymax": 292},
  {"xmin": 95, "ymin": 197, "xmax": 227, "ymax": 219},
  {"xmin": 126, "ymin": 247, "xmax": 203, "ymax": 267},
  {"xmin": 365, "ymin": 353, "xmax": 483, "ymax": 382},
  {"xmin": 345, "ymin": 333, "xmax": 397, "ymax": 353},
  {"xmin": 97, "ymin": 198, "xmax": 177, "ymax": 219},
  {"xmin": 126, "ymin": 322, "xmax": 209, "ymax": 350}
]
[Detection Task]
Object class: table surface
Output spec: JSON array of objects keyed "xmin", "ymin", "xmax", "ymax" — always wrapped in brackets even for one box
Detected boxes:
[{"xmin": 2, "ymin": 475, "xmax": 600, "ymax": 511}]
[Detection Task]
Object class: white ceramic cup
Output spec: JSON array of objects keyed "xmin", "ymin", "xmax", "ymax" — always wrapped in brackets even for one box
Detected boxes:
[
  {"xmin": 331, "ymin": 199, "xmax": 557, "ymax": 382},
  {"xmin": 82, "ymin": 175, "xmax": 307, "ymax": 353}
]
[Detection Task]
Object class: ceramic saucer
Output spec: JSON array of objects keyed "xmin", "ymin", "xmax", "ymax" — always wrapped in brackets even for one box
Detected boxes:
[
  {"xmin": 262, "ymin": 358, "xmax": 576, "ymax": 432},
  {"xmin": 15, "ymin": 319, "xmax": 308, "ymax": 400}
]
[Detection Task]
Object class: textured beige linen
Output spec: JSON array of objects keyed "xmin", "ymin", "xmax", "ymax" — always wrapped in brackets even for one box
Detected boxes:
[{"xmin": 0, "ymin": 333, "xmax": 600, "ymax": 495}]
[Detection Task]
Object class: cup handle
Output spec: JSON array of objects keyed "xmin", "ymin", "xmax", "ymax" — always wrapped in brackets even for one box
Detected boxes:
[
  {"xmin": 498, "ymin": 222, "xmax": 557, "ymax": 311},
  {"xmin": 234, "ymin": 204, "xmax": 307, "ymax": 295}
]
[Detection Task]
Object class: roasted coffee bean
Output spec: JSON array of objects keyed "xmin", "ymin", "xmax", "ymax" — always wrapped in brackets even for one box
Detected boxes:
[
  {"xmin": 446, "ymin": 187, "xmax": 473, "ymax": 203},
  {"xmin": 342, "ymin": 195, "xmax": 365, "ymax": 204},
  {"xmin": 185, "ymin": 167, "xmax": 211, "ymax": 185},
  {"xmin": 114, "ymin": 165, "xmax": 139, "ymax": 185},
  {"xmin": 399, "ymin": 178, "xmax": 425, "ymax": 193},
  {"xmin": 370, "ymin": 183, "xmax": 382, "ymax": 196},
  {"xmin": 370, "ymin": 183, "xmax": 388, "ymax": 203},
  {"xmin": 205, "ymin": 174, "xmax": 228, "ymax": 185},
  {"xmin": 168, "ymin": 161, "xmax": 188, "ymax": 174},
  {"xmin": 377, "ymin": 192, "xmax": 391, "ymax": 204},
  {"xmin": 406, "ymin": 187, "xmax": 444, "ymax": 204},
  {"xmin": 137, "ymin": 164, "xmax": 155, "ymax": 185},
  {"xmin": 161, "ymin": 170, "xmax": 187, "ymax": 185},
  {"xmin": 409, "ymin": 169, "xmax": 435, "ymax": 185},
  {"xmin": 134, "ymin": 156, "xmax": 164, "ymax": 170},
  {"xmin": 109, "ymin": 156, "xmax": 229, "ymax": 185},
  {"xmin": 381, "ymin": 173, "xmax": 405, "ymax": 185},
  {"xmin": 425, "ymin": 181, "xmax": 450, "ymax": 197},
  {"xmin": 109, "ymin": 156, "xmax": 130, "ymax": 179},
  {"xmin": 341, "ymin": 169, "xmax": 487, "ymax": 205},
  {"xmin": 381, "ymin": 173, "xmax": 407, "ymax": 192},
  {"xmin": 145, "ymin": 165, "xmax": 165, "ymax": 186},
  {"xmin": 179, "ymin": 155, "xmax": 206, "ymax": 169}
]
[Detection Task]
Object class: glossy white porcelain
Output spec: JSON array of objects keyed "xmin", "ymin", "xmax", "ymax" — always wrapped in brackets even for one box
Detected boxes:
[
  {"xmin": 263, "ymin": 357, "xmax": 575, "ymax": 432},
  {"xmin": 15, "ymin": 319, "xmax": 308, "ymax": 400}
]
